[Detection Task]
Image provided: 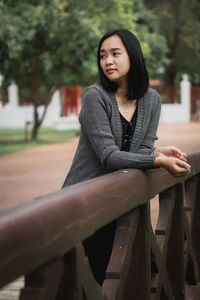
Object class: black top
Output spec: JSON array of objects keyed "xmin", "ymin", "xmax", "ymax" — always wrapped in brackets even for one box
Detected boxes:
[{"xmin": 120, "ymin": 105, "xmax": 138, "ymax": 152}]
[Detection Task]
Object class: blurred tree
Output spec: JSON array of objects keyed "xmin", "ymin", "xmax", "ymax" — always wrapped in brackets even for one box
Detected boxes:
[
  {"xmin": 130, "ymin": 0, "xmax": 169, "ymax": 78},
  {"xmin": 0, "ymin": 0, "xmax": 168, "ymax": 139},
  {"xmin": 0, "ymin": 0, "xmax": 101, "ymax": 139},
  {"xmin": 144, "ymin": 0, "xmax": 200, "ymax": 85}
]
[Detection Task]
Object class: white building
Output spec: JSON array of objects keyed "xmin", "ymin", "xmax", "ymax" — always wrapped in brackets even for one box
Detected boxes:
[
  {"xmin": 160, "ymin": 74, "xmax": 191, "ymax": 123},
  {"xmin": 0, "ymin": 83, "xmax": 80, "ymax": 130},
  {"xmin": 0, "ymin": 75, "xmax": 192, "ymax": 129}
]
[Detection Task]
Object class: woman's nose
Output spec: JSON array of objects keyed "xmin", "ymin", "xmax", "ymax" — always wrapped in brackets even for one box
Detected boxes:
[{"xmin": 106, "ymin": 56, "xmax": 113, "ymax": 65}]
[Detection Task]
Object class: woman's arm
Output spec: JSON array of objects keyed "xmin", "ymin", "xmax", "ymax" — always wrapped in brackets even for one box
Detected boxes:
[{"xmin": 135, "ymin": 94, "xmax": 191, "ymax": 177}]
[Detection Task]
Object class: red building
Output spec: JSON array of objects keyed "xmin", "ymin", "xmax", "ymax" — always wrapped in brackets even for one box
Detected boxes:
[{"xmin": 61, "ymin": 86, "xmax": 81, "ymax": 117}]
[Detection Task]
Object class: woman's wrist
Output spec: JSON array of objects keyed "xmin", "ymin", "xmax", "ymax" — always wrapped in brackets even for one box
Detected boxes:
[
  {"xmin": 152, "ymin": 147, "xmax": 161, "ymax": 156},
  {"xmin": 154, "ymin": 155, "xmax": 166, "ymax": 167}
]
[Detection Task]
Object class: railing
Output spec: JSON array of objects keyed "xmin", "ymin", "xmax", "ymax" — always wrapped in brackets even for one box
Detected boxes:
[{"xmin": 0, "ymin": 152, "xmax": 200, "ymax": 300}]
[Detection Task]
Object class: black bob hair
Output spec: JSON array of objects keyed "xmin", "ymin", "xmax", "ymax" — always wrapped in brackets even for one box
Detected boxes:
[{"xmin": 97, "ymin": 29, "xmax": 149, "ymax": 100}]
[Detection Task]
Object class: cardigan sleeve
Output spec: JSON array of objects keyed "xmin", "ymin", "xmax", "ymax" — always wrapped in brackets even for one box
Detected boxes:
[{"xmin": 79, "ymin": 87, "xmax": 158, "ymax": 171}]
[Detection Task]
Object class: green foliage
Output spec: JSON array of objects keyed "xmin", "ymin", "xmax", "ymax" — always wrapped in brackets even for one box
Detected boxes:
[
  {"xmin": 0, "ymin": 128, "xmax": 78, "ymax": 155},
  {"xmin": 144, "ymin": 0, "xmax": 200, "ymax": 84},
  {"xmin": 0, "ymin": 0, "xmax": 138, "ymax": 90},
  {"xmin": 0, "ymin": 0, "xmax": 100, "ymax": 89},
  {"xmin": 131, "ymin": 0, "xmax": 169, "ymax": 78}
]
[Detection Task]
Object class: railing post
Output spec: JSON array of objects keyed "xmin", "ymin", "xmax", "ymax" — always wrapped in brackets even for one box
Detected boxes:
[
  {"xmin": 56, "ymin": 248, "xmax": 80, "ymax": 300},
  {"xmin": 152, "ymin": 184, "xmax": 185, "ymax": 299},
  {"xmin": 102, "ymin": 203, "xmax": 151, "ymax": 300},
  {"xmin": 19, "ymin": 257, "xmax": 64, "ymax": 300},
  {"xmin": 166, "ymin": 183, "xmax": 185, "ymax": 299},
  {"xmin": 191, "ymin": 174, "xmax": 200, "ymax": 280},
  {"xmin": 121, "ymin": 203, "xmax": 151, "ymax": 300}
]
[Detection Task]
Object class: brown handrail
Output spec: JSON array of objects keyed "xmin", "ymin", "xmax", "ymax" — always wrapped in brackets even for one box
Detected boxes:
[{"xmin": 0, "ymin": 151, "xmax": 200, "ymax": 299}]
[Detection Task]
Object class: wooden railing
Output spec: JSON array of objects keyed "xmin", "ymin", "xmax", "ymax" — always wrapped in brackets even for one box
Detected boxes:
[{"xmin": 0, "ymin": 152, "xmax": 200, "ymax": 300}]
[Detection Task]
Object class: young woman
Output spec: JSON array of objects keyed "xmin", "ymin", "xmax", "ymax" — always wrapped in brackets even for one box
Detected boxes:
[{"xmin": 62, "ymin": 29, "xmax": 191, "ymax": 284}]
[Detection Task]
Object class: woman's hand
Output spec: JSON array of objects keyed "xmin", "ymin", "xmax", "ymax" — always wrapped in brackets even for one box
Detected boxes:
[
  {"xmin": 154, "ymin": 155, "xmax": 191, "ymax": 177},
  {"xmin": 153, "ymin": 146, "xmax": 187, "ymax": 162}
]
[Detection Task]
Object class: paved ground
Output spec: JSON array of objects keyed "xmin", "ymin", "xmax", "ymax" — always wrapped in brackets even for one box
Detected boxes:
[
  {"xmin": 0, "ymin": 138, "xmax": 77, "ymax": 211},
  {"xmin": 0, "ymin": 122, "xmax": 200, "ymax": 299},
  {"xmin": 0, "ymin": 122, "xmax": 200, "ymax": 212}
]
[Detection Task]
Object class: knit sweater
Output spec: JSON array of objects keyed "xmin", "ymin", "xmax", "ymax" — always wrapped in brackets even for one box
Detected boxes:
[{"xmin": 62, "ymin": 83, "xmax": 161, "ymax": 187}]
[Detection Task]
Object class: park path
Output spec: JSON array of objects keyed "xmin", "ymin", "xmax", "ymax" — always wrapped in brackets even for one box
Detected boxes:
[
  {"xmin": 0, "ymin": 122, "xmax": 200, "ymax": 299},
  {"xmin": 0, "ymin": 122, "xmax": 200, "ymax": 211}
]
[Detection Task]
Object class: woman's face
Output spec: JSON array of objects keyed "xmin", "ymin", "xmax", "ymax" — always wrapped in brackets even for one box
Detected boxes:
[{"xmin": 100, "ymin": 35, "xmax": 130, "ymax": 85}]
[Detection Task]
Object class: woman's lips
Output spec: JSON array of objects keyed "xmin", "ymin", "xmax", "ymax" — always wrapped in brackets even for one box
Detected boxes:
[{"xmin": 106, "ymin": 69, "xmax": 116, "ymax": 74}]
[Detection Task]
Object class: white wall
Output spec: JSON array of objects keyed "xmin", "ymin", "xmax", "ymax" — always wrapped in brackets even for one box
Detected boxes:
[
  {"xmin": 160, "ymin": 74, "xmax": 191, "ymax": 123},
  {"xmin": 0, "ymin": 74, "xmax": 192, "ymax": 128},
  {"xmin": 0, "ymin": 86, "xmax": 62, "ymax": 128}
]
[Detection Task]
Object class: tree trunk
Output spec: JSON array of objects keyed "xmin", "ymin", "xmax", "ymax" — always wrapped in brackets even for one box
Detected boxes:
[
  {"xmin": 31, "ymin": 88, "xmax": 56, "ymax": 140},
  {"xmin": 31, "ymin": 104, "xmax": 40, "ymax": 140},
  {"xmin": 164, "ymin": 63, "xmax": 177, "ymax": 86},
  {"xmin": 31, "ymin": 122, "xmax": 40, "ymax": 140},
  {"xmin": 157, "ymin": 0, "xmax": 183, "ymax": 86}
]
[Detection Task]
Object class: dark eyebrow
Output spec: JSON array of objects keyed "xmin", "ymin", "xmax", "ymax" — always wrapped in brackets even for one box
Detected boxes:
[{"xmin": 100, "ymin": 47, "xmax": 122, "ymax": 52}]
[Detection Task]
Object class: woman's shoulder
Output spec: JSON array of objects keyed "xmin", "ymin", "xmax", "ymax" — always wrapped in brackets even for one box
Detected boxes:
[
  {"xmin": 81, "ymin": 83, "xmax": 113, "ymax": 113},
  {"xmin": 83, "ymin": 83, "xmax": 112, "ymax": 100},
  {"xmin": 144, "ymin": 87, "xmax": 162, "ymax": 105},
  {"xmin": 145, "ymin": 87, "xmax": 161, "ymax": 98}
]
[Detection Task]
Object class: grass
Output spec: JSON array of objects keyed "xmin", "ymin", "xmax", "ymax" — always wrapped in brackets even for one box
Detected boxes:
[{"xmin": 0, "ymin": 128, "xmax": 79, "ymax": 156}]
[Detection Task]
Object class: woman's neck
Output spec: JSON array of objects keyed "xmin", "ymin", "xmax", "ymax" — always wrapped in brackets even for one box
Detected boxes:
[{"xmin": 115, "ymin": 82, "xmax": 128, "ymax": 100}]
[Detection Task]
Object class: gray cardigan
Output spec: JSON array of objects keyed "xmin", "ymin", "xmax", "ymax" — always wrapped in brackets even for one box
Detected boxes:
[{"xmin": 63, "ymin": 83, "xmax": 161, "ymax": 187}]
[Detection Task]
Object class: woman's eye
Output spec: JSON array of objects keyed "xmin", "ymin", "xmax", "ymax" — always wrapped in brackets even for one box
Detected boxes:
[
  {"xmin": 100, "ymin": 55, "xmax": 106, "ymax": 59},
  {"xmin": 113, "ymin": 52, "xmax": 120, "ymax": 56}
]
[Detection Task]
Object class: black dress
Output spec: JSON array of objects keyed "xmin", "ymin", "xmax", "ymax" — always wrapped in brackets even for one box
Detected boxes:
[
  {"xmin": 120, "ymin": 105, "xmax": 138, "ymax": 152},
  {"xmin": 83, "ymin": 105, "xmax": 138, "ymax": 285}
]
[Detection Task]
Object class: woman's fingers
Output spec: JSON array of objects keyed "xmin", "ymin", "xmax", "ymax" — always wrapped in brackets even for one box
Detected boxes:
[
  {"xmin": 174, "ymin": 166, "xmax": 191, "ymax": 177},
  {"xmin": 170, "ymin": 147, "xmax": 187, "ymax": 159},
  {"xmin": 156, "ymin": 146, "xmax": 188, "ymax": 162},
  {"xmin": 155, "ymin": 156, "xmax": 191, "ymax": 177},
  {"xmin": 178, "ymin": 155, "xmax": 187, "ymax": 162},
  {"xmin": 176, "ymin": 158, "xmax": 191, "ymax": 169},
  {"xmin": 174, "ymin": 170, "xmax": 190, "ymax": 177},
  {"xmin": 171, "ymin": 158, "xmax": 191, "ymax": 177},
  {"xmin": 175, "ymin": 149, "xmax": 187, "ymax": 161}
]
